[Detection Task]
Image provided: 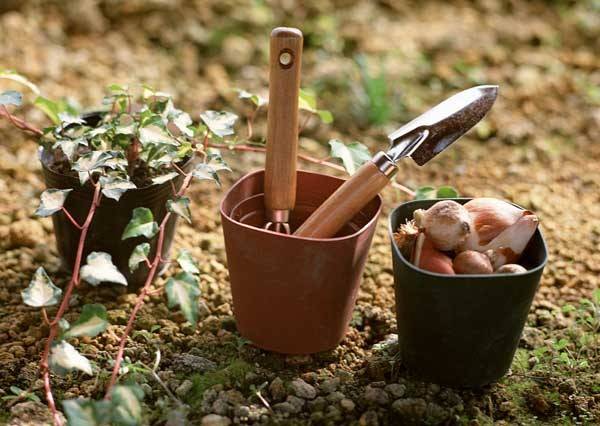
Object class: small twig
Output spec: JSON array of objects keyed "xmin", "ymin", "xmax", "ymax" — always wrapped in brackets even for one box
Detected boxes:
[
  {"xmin": 391, "ymin": 180, "xmax": 416, "ymax": 197},
  {"xmin": 171, "ymin": 161, "xmax": 188, "ymax": 177},
  {"xmin": 298, "ymin": 113, "xmax": 310, "ymax": 133},
  {"xmin": 61, "ymin": 207, "xmax": 83, "ymax": 230},
  {"xmin": 202, "ymin": 129, "xmax": 209, "ymax": 152}
]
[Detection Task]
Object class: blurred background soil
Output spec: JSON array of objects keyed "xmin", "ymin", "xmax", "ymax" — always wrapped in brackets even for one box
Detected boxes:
[{"xmin": 0, "ymin": 0, "xmax": 598, "ymax": 424}]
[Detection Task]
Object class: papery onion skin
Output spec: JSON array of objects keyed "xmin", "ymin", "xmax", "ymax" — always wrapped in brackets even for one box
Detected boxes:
[{"xmin": 414, "ymin": 200, "xmax": 472, "ymax": 251}]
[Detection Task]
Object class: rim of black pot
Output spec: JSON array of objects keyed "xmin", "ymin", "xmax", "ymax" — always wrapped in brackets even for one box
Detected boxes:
[
  {"xmin": 388, "ymin": 198, "xmax": 548, "ymax": 279},
  {"xmin": 221, "ymin": 169, "xmax": 383, "ymax": 243},
  {"xmin": 37, "ymin": 111, "xmax": 193, "ymax": 193}
]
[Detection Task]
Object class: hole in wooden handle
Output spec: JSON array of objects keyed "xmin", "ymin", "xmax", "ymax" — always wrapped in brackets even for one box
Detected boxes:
[{"xmin": 278, "ymin": 49, "xmax": 294, "ymax": 68}]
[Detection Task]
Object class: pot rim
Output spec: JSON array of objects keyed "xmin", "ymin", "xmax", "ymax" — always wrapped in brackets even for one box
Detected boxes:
[
  {"xmin": 221, "ymin": 169, "xmax": 383, "ymax": 243},
  {"xmin": 388, "ymin": 197, "xmax": 548, "ymax": 279},
  {"xmin": 38, "ymin": 146, "xmax": 194, "ymax": 193}
]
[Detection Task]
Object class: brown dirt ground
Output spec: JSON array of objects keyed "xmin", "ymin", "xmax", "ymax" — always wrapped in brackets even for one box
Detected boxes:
[{"xmin": 0, "ymin": 1, "xmax": 599, "ymax": 425}]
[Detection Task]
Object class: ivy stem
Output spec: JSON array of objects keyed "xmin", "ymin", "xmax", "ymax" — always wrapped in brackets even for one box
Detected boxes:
[
  {"xmin": 0, "ymin": 106, "xmax": 44, "ymax": 136},
  {"xmin": 105, "ymin": 171, "xmax": 195, "ymax": 398},
  {"xmin": 40, "ymin": 182, "xmax": 102, "ymax": 426},
  {"xmin": 207, "ymin": 143, "xmax": 416, "ymax": 197},
  {"xmin": 61, "ymin": 207, "xmax": 83, "ymax": 230}
]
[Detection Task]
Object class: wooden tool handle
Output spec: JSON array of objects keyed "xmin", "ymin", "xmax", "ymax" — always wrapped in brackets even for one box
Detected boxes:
[
  {"xmin": 294, "ymin": 160, "xmax": 390, "ymax": 238},
  {"xmin": 264, "ymin": 27, "xmax": 303, "ymax": 213}
]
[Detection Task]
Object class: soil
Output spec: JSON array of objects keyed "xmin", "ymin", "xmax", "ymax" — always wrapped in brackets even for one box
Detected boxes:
[{"xmin": 1, "ymin": 1, "xmax": 599, "ymax": 425}]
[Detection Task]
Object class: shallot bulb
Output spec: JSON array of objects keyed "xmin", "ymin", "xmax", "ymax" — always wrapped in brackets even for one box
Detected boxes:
[
  {"xmin": 496, "ymin": 264, "xmax": 528, "ymax": 274},
  {"xmin": 413, "ymin": 200, "xmax": 472, "ymax": 251},
  {"xmin": 413, "ymin": 234, "xmax": 455, "ymax": 275},
  {"xmin": 457, "ymin": 198, "xmax": 539, "ymax": 268},
  {"xmin": 483, "ymin": 213, "xmax": 539, "ymax": 269},
  {"xmin": 453, "ymin": 250, "xmax": 493, "ymax": 274}
]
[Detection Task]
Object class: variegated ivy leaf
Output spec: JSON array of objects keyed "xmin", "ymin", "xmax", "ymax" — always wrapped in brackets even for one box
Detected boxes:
[
  {"xmin": 111, "ymin": 384, "xmax": 144, "ymax": 426},
  {"xmin": 63, "ymin": 304, "xmax": 108, "ymax": 339},
  {"xmin": 167, "ymin": 196, "xmax": 191, "ymax": 224},
  {"xmin": 177, "ymin": 250, "xmax": 199, "ymax": 275},
  {"xmin": 50, "ymin": 341, "xmax": 93, "ymax": 376},
  {"xmin": 0, "ymin": 90, "xmax": 22, "ymax": 106},
  {"xmin": 53, "ymin": 139, "xmax": 86, "ymax": 162},
  {"xmin": 35, "ymin": 188, "xmax": 72, "ymax": 217},
  {"xmin": 165, "ymin": 272, "xmax": 200, "ymax": 325},
  {"xmin": 99, "ymin": 176, "xmax": 136, "ymax": 201},
  {"xmin": 139, "ymin": 124, "xmax": 178, "ymax": 146},
  {"xmin": 200, "ymin": 110, "xmax": 237, "ymax": 138},
  {"xmin": 21, "ymin": 267, "xmax": 62, "ymax": 307},
  {"xmin": 152, "ymin": 172, "xmax": 178, "ymax": 185},
  {"xmin": 128, "ymin": 243, "xmax": 150, "ymax": 273},
  {"xmin": 63, "ymin": 398, "xmax": 111, "ymax": 426},
  {"xmin": 122, "ymin": 207, "xmax": 159, "ymax": 240},
  {"xmin": 58, "ymin": 112, "xmax": 85, "ymax": 128},
  {"xmin": 192, "ymin": 151, "xmax": 231, "ymax": 185},
  {"xmin": 328, "ymin": 139, "xmax": 372, "ymax": 175},
  {"xmin": 72, "ymin": 151, "xmax": 113, "ymax": 185},
  {"xmin": 87, "ymin": 125, "xmax": 109, "ymax": 138},
  {"xmin": 80, "ymin": 252, "xmax": 127, "ymax": 286},
  {"xmin": 236, "ymin": 89, "xmax": 267, "ymax": 107},
  {"xmin": 172, "ymin": 111, "xmax": 193, "ymax": 137}
]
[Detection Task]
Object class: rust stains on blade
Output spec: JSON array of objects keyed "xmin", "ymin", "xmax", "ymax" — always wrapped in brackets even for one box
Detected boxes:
[{"xmin": 410, "ymin": 85, "xmax": 498, "ymax": 165}]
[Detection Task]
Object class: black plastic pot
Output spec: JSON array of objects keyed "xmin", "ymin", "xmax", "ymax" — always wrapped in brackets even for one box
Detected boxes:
[
  {"xmin": 389, "ymin": 198, "xmax": 548, "ymax": 387},
  {"xmin": 39, "ymin": 112, "xmax": 191, "ymax": 289}
]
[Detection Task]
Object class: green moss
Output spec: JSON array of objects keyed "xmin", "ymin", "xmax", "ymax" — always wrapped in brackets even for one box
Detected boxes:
[{"xmin": 185, "ymin": 359, "xmax": 253, "ymax": 406}]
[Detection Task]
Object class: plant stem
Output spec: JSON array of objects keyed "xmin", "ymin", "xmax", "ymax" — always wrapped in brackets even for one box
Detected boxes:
[
  {"xmin": 0, "ymin": 106, "xmax": 44, "ymax": 136},
  {"xmin": 208, "ymin": 142, "xmax": 416, "ymax": 197},
  {"xmin": 40, "ymin": 182, "xmax": 102, "ymax": 426},
  {"xmin": 105, "ymin": 171, "xmax": 195, "ymax": 398}
]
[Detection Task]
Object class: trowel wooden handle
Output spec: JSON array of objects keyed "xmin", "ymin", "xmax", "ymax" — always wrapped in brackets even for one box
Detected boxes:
[
  {"xmin": 264, "ymin": 27, "xmax": 303, "ymax": 213},
  {"xmin": 294, "ymin": 161, "xmax": 389, "ymax": 238}
]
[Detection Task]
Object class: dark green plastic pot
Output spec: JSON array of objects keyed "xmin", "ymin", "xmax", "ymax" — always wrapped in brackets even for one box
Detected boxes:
[{"xmin": 388, "ymin": 198, "xmax": 547, "ymax": 387}]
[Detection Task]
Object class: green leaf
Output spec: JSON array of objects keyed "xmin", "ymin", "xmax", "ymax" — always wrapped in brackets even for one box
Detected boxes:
[
  {"xmin": 63, "ymin": 398, "xmax": 111, "ymax": 426},
  {"xmin": 0, "ymin": 70, "xmax": 40, "ymax": 95},
  {"xmin": 21, "ymin": 267, "xmax": 62, "ymax": 307},
  {"xmin": 111, "ymin": 385, "xmax": 144, "ymax": 426},
  {"xmin": 236, "ymin": 89, "xmax": 267, "ymax": 107},
  {"xmin": 200, "ymin": 110, "xmax": 237, "ymax": 137},
  {"xmin": 138, "ymin": 124, "xmax": 178, "ymax": 146},
  {"xmin": 592, "ymin": 288, "xmax": 600, "ymax": 305},
  {"xmin": 167, "ymin": 196, "xmax": 192, "ymax": 224},
  {"xmin": 72, "ymin": 151, "xmax": 114, "ymax": 185},
  {"xmin": 436, "ymin": 186, "xmax": 459, "ymax": 199},
  {"xmin": 414, "ymin": 186, "xmax": 436, "ymax": 200},
  {"xmin": 80, "ymin": 252, "xmax": 127, "ymax": 286},
  {"xmin": 151, "ymin": 172, "xmax": 179, "ymax": 185},
  {"xmin": 165, "ymin": 272, "xmax": 200, "ymax": 325},
  {"xmin": 317, "ymin": 109, "xmax": 333, "ymax": 124},
  {"xmin": 0, "ymin": 90, "xmax": 22, "ymax": 106},
  {"xmin": 328, "ymin": 139, "xmax": 372, "ymax": 175},
  {"xmin": 34, "ymin": 96, "xmax": 61, "ymax": 124},
  {"xmin": 298, "ymin": 89, "xmax": 317, "ymax": 112},
  {"xmin": 191, "ymin": 163, "xmax": 224, "ymax": 186},
  {"xmin": 35, "ymin": 188, "xmax": 72, "ymax": 217},
  {"xmin": 122, "ymin": 207, "xmax": 159, "ymax": 240},
  {"xmin": 414, "ymin": 186, "xmax": 459, "ymax": 200},
  {"xmin": 99, "ymin": 176, "xmax": 136, "ymax": 201},
  {"xmin": 50, "ymin": 341, "xmax": 93, "ymax": 376},
  {"xmin": 177, "ymin": 250, "xmax": 199, "ymax": 275},
  {"xmin": 129, "ymin": 243, "xmax": 150, "ymax": 273},
  {"xmin": 63, "ymin": 304, "xmax": 108, "ymax": 339}
]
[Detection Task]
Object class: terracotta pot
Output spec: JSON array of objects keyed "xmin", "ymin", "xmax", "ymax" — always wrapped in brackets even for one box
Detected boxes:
[
  {"xmin": 221, "ymin": 169, "xmax": 382, "ymax": 354},
  {"xmin": 39, "ymin": 112, "xmax": 191, "ymax": 289},
  {"xmin": 389, "ymin": 198, "xmax": 548, "ymax": 387}
]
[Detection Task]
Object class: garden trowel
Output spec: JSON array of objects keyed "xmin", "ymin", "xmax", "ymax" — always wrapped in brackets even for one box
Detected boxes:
[{"xmin": 294, "ymin": 85, "xmax": 498, "ymax": 238}]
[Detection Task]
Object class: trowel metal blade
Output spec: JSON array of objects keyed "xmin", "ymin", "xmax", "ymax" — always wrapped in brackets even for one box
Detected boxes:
[{"xmin": 387, "ymin": 85, "xmax": 498, "ymax": 166}]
